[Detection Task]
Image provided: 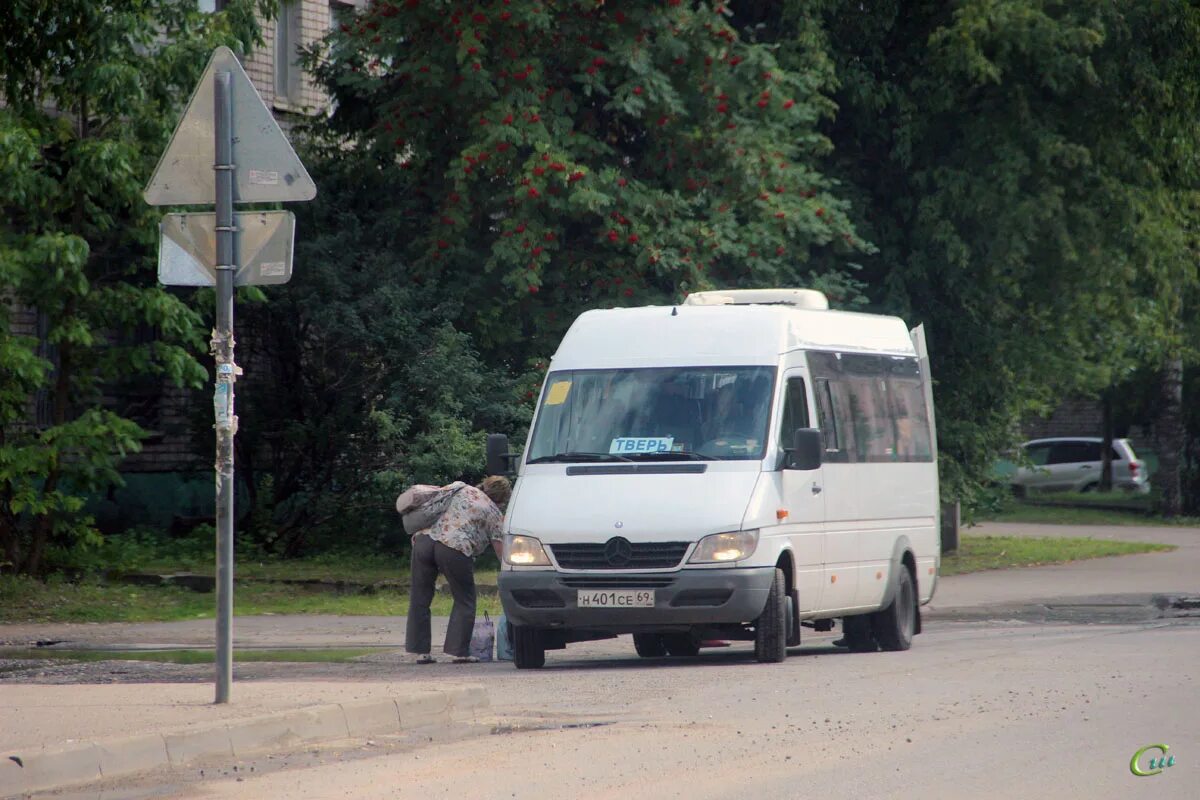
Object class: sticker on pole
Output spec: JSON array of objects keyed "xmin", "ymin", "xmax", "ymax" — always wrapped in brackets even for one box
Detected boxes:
[
  {"xmin": 158, "ymin": 211, "xmax": 295, "ymax": 286},
  {"xmin": 143, "ymin": 46, "xmax": 316, "ymax": 206}
]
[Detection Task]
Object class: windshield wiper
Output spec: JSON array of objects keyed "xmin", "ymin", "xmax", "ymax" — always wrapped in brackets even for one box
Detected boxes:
[
  {"xmin": 623, "ymin": 451, "xmax": 725, "ymax": 461},
  {"xmin": 527, "ymin": 452, "xmax": 634, "ymax": 464}
]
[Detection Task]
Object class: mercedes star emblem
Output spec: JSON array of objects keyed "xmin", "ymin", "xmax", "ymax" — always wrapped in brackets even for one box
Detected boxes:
[{"xmin": 603, "ymin": 536, "xmax": 633, "ymax": 567}]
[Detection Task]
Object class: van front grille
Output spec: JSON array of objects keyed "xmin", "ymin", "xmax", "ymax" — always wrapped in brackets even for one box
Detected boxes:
[
  {"xmin": 560, "ymin": 575, "xmax": 675, "ymax": 589},
  {"xmin": 549, "ymin": 541, "xmax": 689, "ymax": 570}
]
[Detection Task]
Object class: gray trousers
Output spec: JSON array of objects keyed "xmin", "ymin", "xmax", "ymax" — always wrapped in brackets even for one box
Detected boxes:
[{"xmin": 406, "ymin": 534, "xmax": 476, "ymax": 657}]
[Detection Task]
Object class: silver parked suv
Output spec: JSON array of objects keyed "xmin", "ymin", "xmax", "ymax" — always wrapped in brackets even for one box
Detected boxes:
[{"xmin": 1010, "ymin": 437, "xmax": 1150, "ymax": 495}]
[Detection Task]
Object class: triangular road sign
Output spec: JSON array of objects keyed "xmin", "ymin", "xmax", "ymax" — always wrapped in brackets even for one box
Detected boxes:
[{"xmin": 144, "ymin": 46, "xmax": 316, "ymax": 206}]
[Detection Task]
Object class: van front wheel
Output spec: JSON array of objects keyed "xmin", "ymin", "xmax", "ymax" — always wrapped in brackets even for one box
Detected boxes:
[
  {"xmin": 754, "ymin": 568, "xmax": 787, "ymax": 663},
  {"xmin": 512, "ymin": 624, "xmax": 546, "ymax": 669}
]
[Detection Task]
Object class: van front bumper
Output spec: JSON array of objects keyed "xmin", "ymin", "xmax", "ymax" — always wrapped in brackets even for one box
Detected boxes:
[{"xmin": 498, "ymin": 567, "xmax": 775, "ymax": 631}]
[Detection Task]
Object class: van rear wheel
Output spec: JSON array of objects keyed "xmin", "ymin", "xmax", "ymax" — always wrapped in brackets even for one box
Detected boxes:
[
  {"xmin": 871, "ymin": 567, "xmax": 916, "ymax": 652},
  {"xmin": 511, "ymin": 624, "xmax": 546, "ymax": 669},
  {"xmin": 663, "ymin": 633, "xmax": 700, "ymax": 657},
  {"xmin": 633, "ymin": 633, "xmax": 667, "ymax": 658},
  {"xmin": 754, "ymin": 568, "xmax": 787, "ymax": 663}
]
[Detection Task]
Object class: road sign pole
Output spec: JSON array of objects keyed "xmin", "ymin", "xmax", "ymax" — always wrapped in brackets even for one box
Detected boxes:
[
  {"xmin": 144, "ymin": 47, "xmax": 315, "ymax": 705},
  {"xmin": 213, "ymin": 70, "xmax": 236, "ymax": 705}
]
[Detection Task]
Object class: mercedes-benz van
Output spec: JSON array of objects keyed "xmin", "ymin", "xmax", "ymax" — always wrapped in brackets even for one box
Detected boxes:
[{"xmin": 488, "ymin": 288, "xmax": 940, "ymax": 669}]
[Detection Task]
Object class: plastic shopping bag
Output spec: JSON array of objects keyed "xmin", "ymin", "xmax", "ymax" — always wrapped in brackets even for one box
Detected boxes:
[
  {"xmin": 470, "ymin": 612, "xmax": 495, "ymax": 662},
  {"xmin": 496, "ymin": 614, "xmax": 513, "ymax": 662}
]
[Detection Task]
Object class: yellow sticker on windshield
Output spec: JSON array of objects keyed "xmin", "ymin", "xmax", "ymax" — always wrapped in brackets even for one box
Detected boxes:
[{"xmin": 545, "ymin": 380, "xmax": 571, "ymax": 405}]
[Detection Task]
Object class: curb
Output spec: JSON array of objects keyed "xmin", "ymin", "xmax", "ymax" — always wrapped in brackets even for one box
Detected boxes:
[{"xmin": 0, "ymin": 685, "xmax": 488, "ymax": 798}]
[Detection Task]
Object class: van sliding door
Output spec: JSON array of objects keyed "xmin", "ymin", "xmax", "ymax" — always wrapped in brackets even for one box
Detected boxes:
[{"xmin": 807, "ymin": 347, "xmax": 938, "ymax": 611}]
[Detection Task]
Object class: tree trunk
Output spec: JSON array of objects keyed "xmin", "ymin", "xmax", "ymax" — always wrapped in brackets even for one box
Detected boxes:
[
  {"xmin": 1157, "ymin": 354, "xmax": 1184, "ymax": 517},
  {"xmin": 0, "ymin": 426, "xmax": 19, "ymax": 569},
  {"xmin": 25, "ymin": 473, "xmax": 58, "ymax": 576},
  {"xmin": 27, "ymin": 97, "xmax": 90, "ymax": 576},
  {"xmin": 1100, "ymin": 391, "xmax": 1114, "ymax": 492},
  {"xmin": 0, "ymin": 509, "xmax": 20, "ymax": 571},
  {"xmin": 26, "ymin": 337, "xmax": 71, "ymax": 576}
]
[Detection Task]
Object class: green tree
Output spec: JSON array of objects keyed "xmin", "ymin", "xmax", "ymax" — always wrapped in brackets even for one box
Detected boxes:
[
  {"xmin": 227, "ymin": 150, "xmax": 533, "ymax": 555},
  {"xmin": 311, "ymin": 0, "xmax": 866, "ymax": 368},
  {"xmin": 805, "ymin": 0, "xmax": 1200, "ymax": 509},
  {"xmin": 0, "ymin": 1, "xmax": 267, "ymax": 574},
  {"xmin": 222, "ymin": 0, "xmax": 871, "ymax": 555}
]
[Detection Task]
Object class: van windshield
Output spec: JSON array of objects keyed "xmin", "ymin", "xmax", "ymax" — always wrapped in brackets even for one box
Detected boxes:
[{"xmin": 526, "ymin": 367, "xmax": 775, "ymax": 463}]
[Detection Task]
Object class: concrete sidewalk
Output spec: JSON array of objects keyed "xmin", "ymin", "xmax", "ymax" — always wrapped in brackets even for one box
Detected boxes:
[
  {"xmin": 930, "ymin": 521, "xmax": 1199, "ymax": 609},
  {"xmin": 0, "ymin": 680, "xmax": 488, "ymax": 797}
]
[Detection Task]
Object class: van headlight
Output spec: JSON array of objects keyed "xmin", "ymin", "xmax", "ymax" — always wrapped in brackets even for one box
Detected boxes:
[
  {"xmin": 688, "ymin": 530, "xmax": 759, "ymax": 563},
  {"xmin": 505, "ymin": 534, "xmax": 551, "ymax": 566}
]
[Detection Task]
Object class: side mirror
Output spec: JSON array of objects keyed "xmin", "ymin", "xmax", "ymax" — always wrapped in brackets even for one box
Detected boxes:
[
  {"xmin": 486, "ymin": 433, "xmax": 514, "ymax": 476},
  {"xmin": 787, "ymin": 428, "xmax": 823, "ymax": 471}
]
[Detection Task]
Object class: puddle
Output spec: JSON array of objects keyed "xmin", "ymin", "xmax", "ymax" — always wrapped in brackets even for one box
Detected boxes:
[
  {"xmin": 491, "ymin": 720, "xmax": 615, "ymax": 735},
  {"xmin": 0, "ymin": 646, "xmax": 389, "ymax": 664}
]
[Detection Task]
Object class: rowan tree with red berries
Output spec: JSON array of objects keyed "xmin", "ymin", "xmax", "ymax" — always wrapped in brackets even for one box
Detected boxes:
[{"xmin": 310, "ymin": 0, "xmax": 865, "ymax": 361}]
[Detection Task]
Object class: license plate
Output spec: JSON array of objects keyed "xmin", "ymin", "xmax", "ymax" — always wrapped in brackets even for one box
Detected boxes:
[{"xmin": 576, "ymin": 589, "xmax": 655, "ymax": 608}]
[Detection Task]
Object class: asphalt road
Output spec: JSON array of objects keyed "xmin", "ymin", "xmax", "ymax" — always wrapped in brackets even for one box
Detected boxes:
[
  {"xmin": 9, "ymin": 523, "xmax": 1199, "ymax": 800},
  {"xmin": 171, "ymin": 618, "xmax": 1197, "ymax": 800}
]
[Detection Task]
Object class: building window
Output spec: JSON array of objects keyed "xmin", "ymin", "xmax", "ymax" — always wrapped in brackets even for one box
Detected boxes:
[
  {"xmin": 329, "ymin": 0, "xmax": 358, "ymax": 32},
  {"xmin": 274, "ymin": 0, "xmax": 303, "ymax": 106},
  {"xmin": 198, "ymin": 0, "xmax": 229, "ymax": 12}
]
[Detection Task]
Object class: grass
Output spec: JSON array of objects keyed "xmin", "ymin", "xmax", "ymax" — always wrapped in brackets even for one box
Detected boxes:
[
  {"xmin": 0, "ymin": 647, "xmax": 381, "ymax": 664},
  {"xmin": 982, "ymin": 502, "xmax": 1200, "ymax": 527},
  {"xmin": 0, "ymin": 574, "xmax": 502, "ymax": 624},
  {"xmin": 940, "ymin": 535, "xmax": 1174, "ymax": 576},
  {"xmin": 1028, "ymin": 490, "xmax": 1154, "ymax": 510}
]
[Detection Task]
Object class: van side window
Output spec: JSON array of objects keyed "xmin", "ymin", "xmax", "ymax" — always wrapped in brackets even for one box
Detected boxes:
[
  {"xmin": 807, "ymin": 351, "xmax": 933, "ymax": 463},
  {"xmin": 813, "ymin": 378, "xmax": 845, "ymax": 461},
  {"xmin": 779, "ymin": 377, "xmax": 810, "ymax": 442},
  {"xmin": 885, "ymin": 357, "xmax": 934, "ymax": 461}
]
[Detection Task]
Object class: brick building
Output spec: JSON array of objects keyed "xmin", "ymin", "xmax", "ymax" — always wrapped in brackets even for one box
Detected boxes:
[{"xmin": 232, "ymin": 0, "xmax": 348, "ymax": 117}]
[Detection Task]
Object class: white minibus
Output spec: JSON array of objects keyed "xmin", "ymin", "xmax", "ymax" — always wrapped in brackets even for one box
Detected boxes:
[{"xmin": 488, "ymin": 288, "xmax": 940, "ymax": 669}]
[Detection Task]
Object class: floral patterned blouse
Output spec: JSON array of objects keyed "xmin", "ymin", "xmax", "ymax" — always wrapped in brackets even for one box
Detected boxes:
[{"xmin": 395, "ymin": 483, "xmax": 504, "ymax": 558}]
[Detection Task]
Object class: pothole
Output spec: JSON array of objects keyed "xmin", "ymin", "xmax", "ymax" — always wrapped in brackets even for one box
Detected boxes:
[
  {"xmin": 491, "ymin": 721, "xmax": 615, "ymax": 736},
  {"xmin": 931, "ymin": 593, "xmax": 1200, "ymax": 624}
]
